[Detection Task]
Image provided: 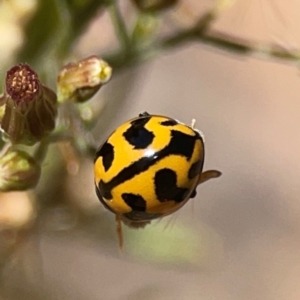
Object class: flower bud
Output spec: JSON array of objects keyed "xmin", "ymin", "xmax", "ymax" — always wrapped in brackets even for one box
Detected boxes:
[
  {"xmin": 57, "ymin": 56, "xmax": 112, "ymax": 103},
  {"xmin": 1, "ymin": 64, "xmax": 57, "ymax": 145},
  {"xmin": 131, "ymin": 0, "xmax": 178, "ymax": 13},
  {"xmin": 0, "ymin": 149, "xmax": 41, "ymax": 191}
]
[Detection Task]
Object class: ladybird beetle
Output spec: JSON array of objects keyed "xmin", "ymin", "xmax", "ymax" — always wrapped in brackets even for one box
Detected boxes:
[{"xmin": 94, "ymin": 112, "xmax": 221, "ymax": 248}]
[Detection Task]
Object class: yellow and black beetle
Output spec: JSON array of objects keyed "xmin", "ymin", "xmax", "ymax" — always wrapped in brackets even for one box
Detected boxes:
[{"xmin": 94, "ymin": 112, "xmax": 221, "ymax": 248}]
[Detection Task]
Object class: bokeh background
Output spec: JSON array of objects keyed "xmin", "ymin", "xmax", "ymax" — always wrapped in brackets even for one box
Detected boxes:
[{"xmin": 1, "ymin": 1, "xmax": 300, "ymax": 299}]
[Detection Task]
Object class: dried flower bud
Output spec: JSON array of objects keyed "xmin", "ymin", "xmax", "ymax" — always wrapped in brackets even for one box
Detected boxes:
[
  {"xmin": 0, "ymin": 149, "xmax": 41, "ymax": 191},
  {"xmin": 1, "ymin": 64, "xmax": 57, "ymax": 145},
  {"xmin": 131, "ymin": 0, "xmax": 178, "ymax": 13},
  {"xmin": 5, "ymin": 64, "xmax": 40, "ymax": 109},
  {"xmin": 57, "ymin": 56, "xmax": 112, "ymax": 103}
]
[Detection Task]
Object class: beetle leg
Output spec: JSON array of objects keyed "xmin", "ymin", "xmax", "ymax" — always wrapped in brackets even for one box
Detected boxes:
[
  {"xmin": 197, "ymin": 170, "xmax": 222, "ymax": 186},
  {"xmin": 116, "ymin": 215, "xmax": 123, "ymax": 252}
]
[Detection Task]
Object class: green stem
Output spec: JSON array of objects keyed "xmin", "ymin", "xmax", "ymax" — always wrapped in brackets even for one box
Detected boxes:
[
  {"xmin": 34, "ymin": 131, "xmax": 73, "ymax": 163},
  {"xmin": 108, "ymin": 1, "xmax": 131, "ymax": 52},
  {"xmin": 34, "ymin": 139, "xmax": 50, "ymax": 164}
]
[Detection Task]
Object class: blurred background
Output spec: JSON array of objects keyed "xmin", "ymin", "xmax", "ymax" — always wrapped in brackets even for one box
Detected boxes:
[{"xmin": 1, "ymin": 0, "xmax": 300, "ymax": 299}]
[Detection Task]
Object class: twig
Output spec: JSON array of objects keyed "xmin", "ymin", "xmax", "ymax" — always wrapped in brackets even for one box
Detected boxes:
[{"xmin": 104, "ymin": 8, "xmax": 300, "ymax": 72}]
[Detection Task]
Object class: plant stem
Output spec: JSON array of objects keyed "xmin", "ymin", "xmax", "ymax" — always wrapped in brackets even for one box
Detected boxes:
[
  {"xmin": 108, "ymin": 1, "xmax": 131, "ymax": 52},
  {"xmin": 104, "ymin": 9, "xmax": 300, "ymax": 72},
  {"xmin": 34, "ymin": 139, "xmax": 50, "ymax": 164}
]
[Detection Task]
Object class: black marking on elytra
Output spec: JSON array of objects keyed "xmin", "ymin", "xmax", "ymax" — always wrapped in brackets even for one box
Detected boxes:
[
  {"xmin": 123, "ymin": 126, "xmax": 154, "ymax": 149},
  {"xmin": 95, "ymin": 142, "xmax": 114, "ymax": 172},
  {"xmin": 98, "ymin": 180, "xmax": 112, "ymax": 199},
  {"xmin": 123, "ymin": 211, "xmax": 162, "ymax": 221},
  {"xmin": 161, "ymin": 119, "xmax": 177, "ymax": 126},
  {"xmin": 139, "ymin": 111, "xmax": 150, "ymax": 117},
  {"xmin": 95, "ymin": 185, "xmax": 114, "ymax": 213},
  {"xmin": 98, "ymin": 130, "xmax": 202, "ymax": 199},
  {"xmin": 123, "ymin": 116, "xmax": 154, "ymax": 149},
  {"xmin": 168, "ymin": 130, "xmax": 197, "ymax": 159},
  {"xmin": 154, "ymin": 168, "xmax": 189, "ymax": 203},
  {"xmin": 188, "ymin": 160, "xmax": 202, "ymax": 179},
  {"xmin": 122, "ymin": 193, "xmax": 146, "ymax": 212}
]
